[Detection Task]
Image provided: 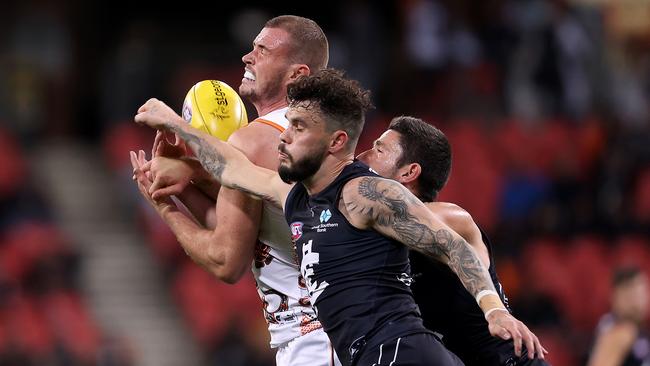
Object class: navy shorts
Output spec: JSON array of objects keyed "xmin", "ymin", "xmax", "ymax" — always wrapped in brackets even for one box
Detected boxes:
[{"xmin": 355, "ymin": 333, "xmax": 465, "ymax": 366}]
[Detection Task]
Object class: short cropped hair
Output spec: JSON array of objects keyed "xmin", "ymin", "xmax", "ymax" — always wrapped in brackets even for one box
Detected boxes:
[
  {"xmin": 287, "ymin": 69, "xmax": 373, "ymax": 148},
  {"xmin": 388, "ymin": 116, "xmax": 452, "ymax": 202},
  {"xmin": 265, "ymin": 15, "xmax": 329, "ymax": 71}
]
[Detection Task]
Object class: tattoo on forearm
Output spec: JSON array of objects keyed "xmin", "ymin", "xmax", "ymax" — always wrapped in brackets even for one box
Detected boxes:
[
  {"xmin": 350, "ymin": 177, "xmax": 495, "ymax": 297},
  {"xmin": 169, "ymin": 125, "xmax": 226, "ymax": 180},
  {"xmin": 169, "ymin": 124, "xmax": 279, "ymax": 206}
]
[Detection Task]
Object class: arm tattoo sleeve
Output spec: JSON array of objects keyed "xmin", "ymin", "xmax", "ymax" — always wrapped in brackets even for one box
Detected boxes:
[
  {"xmin": 354, "ymin": 177, "xmax": 495, "ymax": 297},
  {"xmin": 169, "ymin": 125, "xmax": 226, "ymax": 181},
  {"xmin": 170, "ymin": 124, "xmax": 279, "ymax": 205}
]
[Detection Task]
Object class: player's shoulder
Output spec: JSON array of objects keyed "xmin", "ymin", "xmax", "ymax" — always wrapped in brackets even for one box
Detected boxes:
[
  {"xmin": 427, "ymin": 202, "xmax": 477, "ymax": 229},
  {"xmin": 227, "ymin": 122, "xmax": 282, "ymax": 164},
  {"xmin": 427, "ymin": 202, "xmax": 471, "ymax": 218},
  {"xmin": 343, "ymin": 176, "xmax": 414, "ymax": 203}
]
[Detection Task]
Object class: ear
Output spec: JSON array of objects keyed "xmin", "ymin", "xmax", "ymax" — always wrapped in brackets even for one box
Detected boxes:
[
  {"xmin": 288, "ymin": 64, "xmax": 311, "ymax": 82},
  {"xmin": 396, "ymin": 163, "xmax": 421, "ymax": 185},
  {"xmin": 328, "ymin": 130, "xmax": 349, "ymax": 153}
]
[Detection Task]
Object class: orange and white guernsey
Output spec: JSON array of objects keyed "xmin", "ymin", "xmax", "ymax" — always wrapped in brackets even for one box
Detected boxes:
[{"xmin": 250, "ymin": 107, "xmax": 322, "ymax": 348}]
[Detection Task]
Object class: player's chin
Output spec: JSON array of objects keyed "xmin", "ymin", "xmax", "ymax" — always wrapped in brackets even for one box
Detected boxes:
[
  {"xmin": 278, "ymin": 160, "xmax": 291, "ymax": 172},
  {"xmin": 278, "ymin": 164, "xmax": 296, "ymax": 184},
  {"xmin": 238, "ymin": 83, "xmax": 253, "ymax": 96}
]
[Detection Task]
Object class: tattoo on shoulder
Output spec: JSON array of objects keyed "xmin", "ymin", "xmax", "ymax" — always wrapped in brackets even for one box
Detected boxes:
[
  {"xmin": 170, "ymin": 125, "xmax": 226, "ymax": 180},
  {"xmin": 348, "ymin": 176, "xmax": 492, "ymax": 297}
]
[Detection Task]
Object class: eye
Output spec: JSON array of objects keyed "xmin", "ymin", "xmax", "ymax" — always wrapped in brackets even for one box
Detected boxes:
[{"xmin": 290, "ymin": 121, "xmax": 304, "ymax": 132}]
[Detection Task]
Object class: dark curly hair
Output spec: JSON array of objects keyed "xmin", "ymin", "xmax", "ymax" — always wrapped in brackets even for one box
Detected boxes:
[
  {"xmin": 388, "ymin": 116, "xmax": 451, "ymax": 202},
  {"xmin": 287, "ymin": 69, "xmax": 373, "ymax": 149}
]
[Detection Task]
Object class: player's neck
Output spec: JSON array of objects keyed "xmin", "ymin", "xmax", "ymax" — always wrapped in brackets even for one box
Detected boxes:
[
  {"xmin": 254, "ymin": 98, "xmax": 288, "ymax": 117},
  {"xmin": 303, "ymin": 154, "xmax": 355, "ymax": 196}
]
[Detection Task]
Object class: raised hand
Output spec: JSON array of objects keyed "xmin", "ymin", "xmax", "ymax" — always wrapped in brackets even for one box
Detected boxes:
[
  {"xmin": 130, "ymin": 150, "xmax": 174, "ymax": 212},
  {"xmin": 139, "ymin": 156, "xmax": 198, "ymax": 200},
  {"xmin": 134, "ymin": 98, "xmax": 184, "ymax": 131},
  {"xmin": 152, "ymin": 130, "xmax": 187, "ymax": 158}
]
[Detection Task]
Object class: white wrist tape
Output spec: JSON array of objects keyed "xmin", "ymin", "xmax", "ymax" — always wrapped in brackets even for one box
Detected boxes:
[
  {"xmin": 475, "ymin": 290, "xmax": 499, "ymax": 305},
  {"xmin": 484, "ymin": 307, "xmax": 509, "ymax": 320}
]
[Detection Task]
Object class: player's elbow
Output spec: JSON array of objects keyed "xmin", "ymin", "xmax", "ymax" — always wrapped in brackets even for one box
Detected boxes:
[
  {"xmin": 204, "ymin": 260, "xmax": 247, "ymax": 284},
  {"xmin": 211, "ymin": 267, "xmax": 245, "ymax": 284},
  {"xmin": 205, "ymin": 247, "xmax": 250, "ymax": 284}
]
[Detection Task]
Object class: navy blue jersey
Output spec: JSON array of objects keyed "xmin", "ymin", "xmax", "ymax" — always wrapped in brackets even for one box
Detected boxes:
[
  {"xmin": 410, "ymin": 229, "xmax": 514, "ymax": 365},
  {"xmin": 285, "ymin": 161, "xmax": 431, "ymax": 366}
]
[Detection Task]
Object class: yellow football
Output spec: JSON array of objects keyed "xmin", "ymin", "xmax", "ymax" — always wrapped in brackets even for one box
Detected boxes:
[{"xmin": 181, "ymin": 80, "xmax": 248, "ymax": 141}]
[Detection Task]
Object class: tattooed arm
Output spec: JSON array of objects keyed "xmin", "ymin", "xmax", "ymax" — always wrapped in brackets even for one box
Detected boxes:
[
  {"xmin": 340, "ymin": 176, "xmax": 547, "ymax": 359},
  {"xmin": 340, "ymin": 175, "xmax": 496, "ymax": 298},
  {"xmin": 133, "ymin": 98, "xmax": 292, "ymax": 208}
]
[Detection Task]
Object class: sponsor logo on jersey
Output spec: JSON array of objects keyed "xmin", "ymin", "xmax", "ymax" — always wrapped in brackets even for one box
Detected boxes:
[
  {"xmin": 311, "ymin": 208, "xmax": 337, "ymax": 233},
  {"xmin": 311, "ymin": 222, "xmax": 339, "ymax": 233},
  {"xmin": 290, "ymin": 222, "xmax": 304, "ymax": 241},
  {"xmin": 319, "ymin": 209, "xmax": 332, "ymax": 223}
]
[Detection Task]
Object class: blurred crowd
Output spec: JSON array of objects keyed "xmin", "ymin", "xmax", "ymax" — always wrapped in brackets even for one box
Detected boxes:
[{"xmin": 0, "ymin": 0, "xmax": 649, "ymax": 365}]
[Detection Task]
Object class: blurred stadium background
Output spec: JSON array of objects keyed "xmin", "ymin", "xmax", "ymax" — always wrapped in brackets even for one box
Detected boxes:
[{"xmin": 0, "ymin": 0, "xmax": 649, "ymax": 365}]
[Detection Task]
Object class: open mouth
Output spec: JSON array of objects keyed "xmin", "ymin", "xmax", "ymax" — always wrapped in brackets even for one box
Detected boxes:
[{"xmin": 243, "ymin": 70, "xmax": 256, "ymax": 81}]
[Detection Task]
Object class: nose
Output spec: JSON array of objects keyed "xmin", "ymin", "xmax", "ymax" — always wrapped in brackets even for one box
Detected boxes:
[
  {"xmin": 242, "ymin": 49, "xmax": 254, "ymax": 65},
  {"xmin": 279, "ymin": 128, "xmax": 290, "ymax": 144}
]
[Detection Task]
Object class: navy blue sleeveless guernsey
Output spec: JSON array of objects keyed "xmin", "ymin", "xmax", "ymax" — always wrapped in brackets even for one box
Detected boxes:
[{"xmin": 285, "ymin": 161, "xmax": 431, "ymax": 366}]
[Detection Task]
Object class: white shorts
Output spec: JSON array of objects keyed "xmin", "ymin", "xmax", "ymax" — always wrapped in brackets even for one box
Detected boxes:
[{"xmin": 275, "ymin": 328, "xmax": 342, "ymax": 366}]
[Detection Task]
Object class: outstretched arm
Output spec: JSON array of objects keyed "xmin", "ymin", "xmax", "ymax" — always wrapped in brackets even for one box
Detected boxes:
[
  {"xmin": 134, "ymin": 98, "xmax": 291, "ymax": 208},
  {"xmin": 426, "ymin": 201, "xmax": 547, "ymax": 359},
  {"xmin": 340, "ymin": 176, "xmax": 546, "ymax": 359},
  {"xmin": 341, "ymin": 176, "xmax": 495, "ymax": 298}
]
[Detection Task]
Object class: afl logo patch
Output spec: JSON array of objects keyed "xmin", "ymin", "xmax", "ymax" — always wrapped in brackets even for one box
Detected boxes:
[
  {"xmin": 182, "ymin": 100, "xmax": 192, "ymax": 122},
  {"xmin": 290, "ymin": 222, "xmax": 304, "ymax": 241}
]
